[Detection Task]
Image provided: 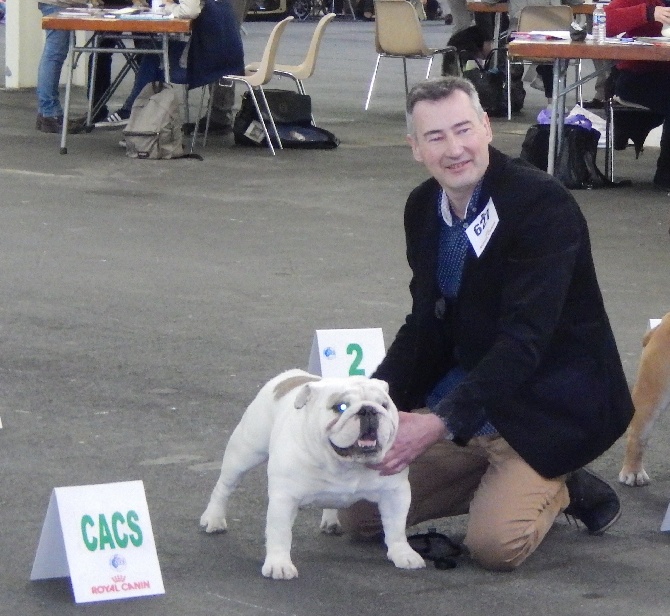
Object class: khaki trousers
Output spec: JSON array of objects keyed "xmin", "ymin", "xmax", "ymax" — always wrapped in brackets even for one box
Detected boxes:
[{"xmin": 339, "ymin": 435, "xmax": 570, "ymax": 571}]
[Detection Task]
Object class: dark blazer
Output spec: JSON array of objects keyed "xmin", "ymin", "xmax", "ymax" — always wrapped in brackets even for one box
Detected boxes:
[{"xmin": 373, "ymin": 147, "xmax": 633, "ymax": 478}]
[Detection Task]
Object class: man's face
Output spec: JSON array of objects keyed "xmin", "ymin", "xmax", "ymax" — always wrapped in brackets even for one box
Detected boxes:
[{"xmin": 407, "ymin": 90, "xmax": 492, "ymax": 210}]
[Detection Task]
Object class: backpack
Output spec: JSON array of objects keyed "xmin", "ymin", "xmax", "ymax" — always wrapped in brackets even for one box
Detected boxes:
[{"xmin": 123, "ymin": 82, "xmax": 185, "ymax": 160}]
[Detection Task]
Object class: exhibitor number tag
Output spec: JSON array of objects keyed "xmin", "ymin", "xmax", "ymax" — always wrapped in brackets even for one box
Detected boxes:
[{"xmin": 466, "ymin": 198, "xmax": 498, "ymax": 257}]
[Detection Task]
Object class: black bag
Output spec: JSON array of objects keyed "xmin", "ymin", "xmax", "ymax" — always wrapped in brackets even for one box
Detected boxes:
[
  {"xmin": 520, "ymin": 124, "xmax": 629, "ymax": 189},
  {"xmin": 233, "ymin": 90, "xmax": 339, "ymax": 149},
  {"xmin": 462, "ymin": 53, "xmax": 505, "ymax": 116}
]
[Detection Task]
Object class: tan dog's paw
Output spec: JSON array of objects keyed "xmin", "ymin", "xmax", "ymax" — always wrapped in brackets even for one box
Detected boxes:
[
  {"xmin": 89, "ymin": 0, "xmax": 103, "ymax": 6},
  {"xmin": 132, "ymin": 0, "xmax": 149, "ymax": 7},
  {"xmin": 619, "ymin": 466, "xmax": 650, "ymax": 487}
]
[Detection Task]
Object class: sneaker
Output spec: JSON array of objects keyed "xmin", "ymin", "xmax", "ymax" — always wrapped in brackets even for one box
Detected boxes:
[
  {"xmin": 564, "ymin": 468, "xmax": 621, "ymax": 535},
  {"xmin": 36, "ymin": 114, "xmax": 86, "ymax": 134},
  {"xmin": 95, "ymin": 110, "xmax": 130, "ymax": 129}
]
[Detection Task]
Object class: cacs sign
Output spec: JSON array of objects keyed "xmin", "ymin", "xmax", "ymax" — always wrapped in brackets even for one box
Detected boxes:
[
  {"xmin": 81, "ymin": 510, "xmax": 143, "ymax": 551},
  {"xmin": 31, "ymin": 481, "xmax": 164, "ymax": 604}
]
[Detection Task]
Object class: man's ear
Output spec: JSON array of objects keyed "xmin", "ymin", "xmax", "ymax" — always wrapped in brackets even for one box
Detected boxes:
[{"xmin": 406, "ymin": 133, "xmax": 423, "ymax": 163}]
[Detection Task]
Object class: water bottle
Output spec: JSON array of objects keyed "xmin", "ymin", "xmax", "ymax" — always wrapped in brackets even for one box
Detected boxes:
[{"xmin": 593, "ymin": 3, "xmax": 606, "ymax": 44}]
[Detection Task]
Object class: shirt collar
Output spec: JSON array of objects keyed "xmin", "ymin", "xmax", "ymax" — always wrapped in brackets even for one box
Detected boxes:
[{"xmin": 439, "ymin": 180, "xmax": 484, "ymax": 227}]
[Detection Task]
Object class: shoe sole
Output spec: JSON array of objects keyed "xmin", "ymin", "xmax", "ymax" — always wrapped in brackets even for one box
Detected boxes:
[{"xmin": 588, "ymin": 506, "xmax": 622, "ymax": 536}]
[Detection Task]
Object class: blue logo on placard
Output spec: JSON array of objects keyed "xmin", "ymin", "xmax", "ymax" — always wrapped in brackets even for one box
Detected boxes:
[
  {"xmin": 323, "ymin": 347, "xmax": 336, "ymax": 360},
  {"xmin": 109, "ymin": 554, "xmax": 127, "ymax": 572}
]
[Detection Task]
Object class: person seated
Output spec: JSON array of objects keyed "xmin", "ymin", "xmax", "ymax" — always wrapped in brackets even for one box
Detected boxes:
[
  {"xmin": 95, "ymin": 0, "xmax": 245, "ymax": 134},
  {"xmin": 605, "ymin": 0, "xmax": 670, "ymax": 190}
]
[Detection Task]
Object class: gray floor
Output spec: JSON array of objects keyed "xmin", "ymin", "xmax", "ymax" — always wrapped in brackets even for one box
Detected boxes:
[{"xmin": 2, "ymin": 16, "xmax": 670, "ymax": 616}]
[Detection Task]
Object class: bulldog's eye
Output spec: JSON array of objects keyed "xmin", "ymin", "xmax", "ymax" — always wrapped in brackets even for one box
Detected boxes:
[{"xmin": 333, "ymin": 402, "xmax": 349, "ymax": 414}]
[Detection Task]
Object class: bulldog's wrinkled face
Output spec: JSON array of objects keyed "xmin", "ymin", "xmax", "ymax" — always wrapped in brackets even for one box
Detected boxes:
[{"xmin": 294, "ymin": 377, "xmax": 398, "ymax": 464}]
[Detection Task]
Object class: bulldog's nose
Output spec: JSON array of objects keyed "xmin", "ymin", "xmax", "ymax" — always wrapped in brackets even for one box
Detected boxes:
[
  {"xmin": 358, "ymin": 406, "xmax": 379, "ymax": 432},
  {"xmin": 358, "ymin": 405, "xmax": 380, "ymax": 418}
]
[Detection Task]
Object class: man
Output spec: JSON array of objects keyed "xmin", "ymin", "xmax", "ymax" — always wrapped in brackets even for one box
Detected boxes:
[{"xmin": 340, "ymin": 77, "xmax": 633, "ymax": 571}]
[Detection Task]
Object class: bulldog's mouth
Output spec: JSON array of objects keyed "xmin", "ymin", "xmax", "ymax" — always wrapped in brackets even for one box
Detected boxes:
[{"xmin": 330, "ymin": 406, "xmax": 382, "ymax": 457}]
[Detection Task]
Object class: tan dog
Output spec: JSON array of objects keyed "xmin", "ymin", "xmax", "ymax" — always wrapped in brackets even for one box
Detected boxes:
[{"xmin": 619, "ymin": 313, "xmax": 670, "ymax": 486}]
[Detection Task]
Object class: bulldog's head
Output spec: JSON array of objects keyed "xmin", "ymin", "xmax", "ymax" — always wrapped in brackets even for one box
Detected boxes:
[{"xmin": 293, "ymin": 376, "xmax": 398, "ymax": 464}]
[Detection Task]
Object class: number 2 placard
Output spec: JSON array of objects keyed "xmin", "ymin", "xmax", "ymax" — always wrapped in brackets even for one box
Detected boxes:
[{"xmin": 307, "ymin": 328, "xmax": 386, "ymax": 378}]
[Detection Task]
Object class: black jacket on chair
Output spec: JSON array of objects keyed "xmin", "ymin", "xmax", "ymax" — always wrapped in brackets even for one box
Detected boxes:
[{"xmin": 373, "ymin": 147, "xmax": 633, "ymax": 479}]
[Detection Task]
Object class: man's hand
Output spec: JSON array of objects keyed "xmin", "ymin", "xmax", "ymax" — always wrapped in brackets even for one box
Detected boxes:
[{"xmin": 369, "ymin": 411, "xmax": 447, "ymax": 476}]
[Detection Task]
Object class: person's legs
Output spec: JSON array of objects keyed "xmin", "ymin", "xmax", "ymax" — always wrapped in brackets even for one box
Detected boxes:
[
  {"xmin": 464, "ymin": 435, "xmax": 568, "ymax": 571},
  {"xmin": 199, "ymin": 82, "xmax": 236, "ymax": 133},
  {"xmin": 535, "ymin": 64, "xmax": 553, "ymax": 101},
  {"xmin": 446, "ymin": 0, "xmax": 473, "ymax": 34},
  {"xmin": 615, "ymin": 70, "xmax": 670, "ymax": 187},
  {"xmin": 87, "ymin": 37, "xmax": 115, "ymax": 121},
  {"xmin": 338, "ymin": 438, "xmax": 489, "ymax": 538},
  {"xmin": 37, "ymin": 4, "xmax": 70, "ymax": 119}
]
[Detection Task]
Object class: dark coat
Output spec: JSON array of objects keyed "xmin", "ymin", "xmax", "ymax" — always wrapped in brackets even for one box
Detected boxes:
[{"xmin": 373, "ymin": 147, "xmax": 633, "ymax": 479}]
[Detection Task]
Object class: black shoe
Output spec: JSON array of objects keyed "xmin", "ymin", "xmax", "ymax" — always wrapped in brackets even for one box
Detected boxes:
[
  {"xmin": 582, "ymin": 98, "xmax": 604, "ymax": 110},
  {"xmin": 564, "ymin": 468, "xmax": 621, "ymax": 535},
  {"xmin": 407, "ymin": 529, "xmax": 462, "ymax": 570},
  {"xmin": 653, "ymin": 173, "xmax": 670, "ymax": 192}
]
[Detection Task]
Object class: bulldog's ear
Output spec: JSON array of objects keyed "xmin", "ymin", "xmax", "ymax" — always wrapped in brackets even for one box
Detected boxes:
[
  {"xmin": 371, "ymin": 378, "xmax": 389, "ymax": 393},
  {"xmin": 294, "ymin": 383, "xmax": 314, "ymax": 409}
]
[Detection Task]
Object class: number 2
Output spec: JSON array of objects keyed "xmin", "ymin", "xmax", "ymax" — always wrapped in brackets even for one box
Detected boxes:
[{"xmin": 347, "ymin": 343, "xmax": 365, "ymax": 376}]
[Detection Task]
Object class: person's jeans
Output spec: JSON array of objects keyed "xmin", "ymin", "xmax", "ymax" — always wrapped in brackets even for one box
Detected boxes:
[{"xmin": 37, "ymin": 3, "xmax": 70, "ymax": 117}]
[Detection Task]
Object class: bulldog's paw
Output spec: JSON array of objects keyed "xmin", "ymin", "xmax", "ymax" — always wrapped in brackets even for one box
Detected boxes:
[
  {"xmin": 262, "ymin": 556, "xmax": 299, "ymax": 580},
  {"xmin": 387, "ymin": 544, "xmax": 426, "ymax": 570},
  {"xmin": 319, "ymin": 509, "xmax": 344, "ymax": 535},
  {"xmin": 199, "ymin": 507, "xmax": 228, "ymax": 533},
  {"xmin": 619, "ymin": 466, "xmax": 650, "ymax": 487}
]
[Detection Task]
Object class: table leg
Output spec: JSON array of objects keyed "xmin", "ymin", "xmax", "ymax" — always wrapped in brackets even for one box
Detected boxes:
[
  {"xmin": 60, "ymin": 30, "xmax": 75, "ymax": 155},
  {"xmin": 547, "ymin": 58, "xmax": 561, "ymax": 176}
]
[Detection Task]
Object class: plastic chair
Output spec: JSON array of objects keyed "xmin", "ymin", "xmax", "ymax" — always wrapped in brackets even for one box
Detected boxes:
[
  {"xmin": 247, "ymin": 13, "xmax": 336, "ymax": 97},
  {"xmin": 192, "ymin": 16, "xmax": 294, "ymax": 155},
  {"xmin": 364, "ymin": 0, "xmax": 459, "ymax": 110},
  {"xmin": 506, "ymin": 5, "xmax": 581, "ymax": 120}
]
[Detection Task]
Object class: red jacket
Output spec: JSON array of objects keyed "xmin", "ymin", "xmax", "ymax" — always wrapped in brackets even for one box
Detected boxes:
[{"xmin": 606, "ymin": 0, "xmax": 670, "ymax": 72}]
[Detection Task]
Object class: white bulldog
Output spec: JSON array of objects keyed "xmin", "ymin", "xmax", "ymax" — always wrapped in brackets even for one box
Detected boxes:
[{"xmin": 200, "ymin": 369, "xmax": 425, "ymax": 579}]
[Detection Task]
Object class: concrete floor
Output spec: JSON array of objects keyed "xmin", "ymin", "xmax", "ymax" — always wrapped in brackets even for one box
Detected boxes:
[{"xmin": 1, "ymin": 15, "xmax": 670, "ymax": 616}]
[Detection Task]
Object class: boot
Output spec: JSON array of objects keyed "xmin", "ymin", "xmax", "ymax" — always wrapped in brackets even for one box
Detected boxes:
[{"xmin": 564, "ymin": 468, "xmax": 621, "ymax": 535}]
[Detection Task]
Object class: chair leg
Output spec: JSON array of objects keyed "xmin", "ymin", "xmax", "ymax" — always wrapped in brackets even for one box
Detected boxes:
[
  {"xmin": 189, "ymin": 84, "xmax": 208, "ymax": 154},
  {"xmin": 605, "ymin": 97, "xmax": 614, "ymax": 181},
  {"xmin": 403, "ymin": 58, "xmax": 409, "ymax": 100},
  {"xmin": 246, "ymin": 88, "xmax": 276, "ymax": 155},
  {"xmin": 256, "ymin": 86, "xmax": 283, "ymax": 152},
  {"xmin": 364, "ymin": 54, "xmax": 382, "ymax": 110},
  {"xmin": 507, "ymin": 57, "xmax": 512, "ymax": 121},
  {"xmin": 202, "ymin": 84, "xmax": 216, "ymax": 148},
  {"xmin": 425, "ymin": 57, "xmax": 433, "ymax": 80}
]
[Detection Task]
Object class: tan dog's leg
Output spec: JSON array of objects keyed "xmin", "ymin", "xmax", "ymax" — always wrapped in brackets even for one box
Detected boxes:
[{"xmin": 619, "ymin": 313, "xmax": 670, "ymax": 486}]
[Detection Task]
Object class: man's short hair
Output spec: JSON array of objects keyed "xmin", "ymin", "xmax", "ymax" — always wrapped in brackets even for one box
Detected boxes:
[{"xmin": 406, "ymin": 77, "xmax": 485, "ymax": 118}]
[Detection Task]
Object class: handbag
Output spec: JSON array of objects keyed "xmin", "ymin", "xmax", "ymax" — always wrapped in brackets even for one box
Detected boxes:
[
  {"xmin": 520, "ymin": 124, "xmax": 629, "ymax": 189},
  {"xmin": 233, "ymin": 90, "xmax": 339, "ymax": 149}
]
